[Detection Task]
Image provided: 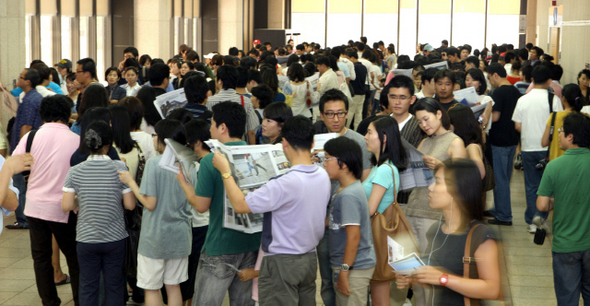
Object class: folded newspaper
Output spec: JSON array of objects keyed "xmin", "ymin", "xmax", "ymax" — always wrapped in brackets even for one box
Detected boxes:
[
  {"xmin": 399, "ymin": 138, "xmax": 434, "ymax": 191},
  {"xmin": 387, "ymin": 235, "xmax": 425, "ymax": 276},
  {"xmin": 154, "ymin": 88, "xmax": 187, "ymax": 119},
  {"xmin": 158, "ymin": 138, "xmax": 199, "ymax": 185},
  {"xmin": 205, "ymin": 139, "xmax": 291, "ymax": 234},
  {"xmin": 453, "ymin": 87, "xmax": 479, "ymax": 106}
]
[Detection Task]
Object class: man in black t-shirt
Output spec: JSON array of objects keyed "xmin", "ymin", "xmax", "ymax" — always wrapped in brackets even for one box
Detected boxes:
[
  {"xmin": 434, "ymin": 69, "xmax": 460, "ymax": 111},
  {"xmin": 486, "ymin": 63, "xmax": 521, "ymax": 226}
]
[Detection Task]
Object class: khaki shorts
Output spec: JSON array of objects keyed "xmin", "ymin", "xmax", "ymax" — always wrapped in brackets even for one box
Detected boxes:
[{"xmin": 136, "ymin": 254, "xmax": 188, "ymax": 289}]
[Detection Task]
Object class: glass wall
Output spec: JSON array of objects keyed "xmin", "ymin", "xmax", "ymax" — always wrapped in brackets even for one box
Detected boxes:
[{"xmin": 291, "ymin": 0, "xmax": 522, "ymax": 57}]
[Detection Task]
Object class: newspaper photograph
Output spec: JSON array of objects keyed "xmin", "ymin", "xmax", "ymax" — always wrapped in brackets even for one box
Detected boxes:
[
  {"xmin": 305, "ymin": 73, "xmax": 320, "ymax": 92},
  {"xmin": 423, "ymin": 61, "xmax": 449, "ymax": 71},
  {"xmin": 154, "ymin": 88, "xmax": 187, "ymax": 119},
  {"xmin": 205, "ymin": 140, "xmax": 290, "ymax": 234},
  {"xmin": 399, "ymin": 138, "xmax": 434, "ymax": 191}
]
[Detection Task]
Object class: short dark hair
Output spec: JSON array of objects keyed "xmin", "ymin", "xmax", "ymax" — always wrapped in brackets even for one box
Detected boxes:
[
  {"xmin": 466, "ymin": 68, "xmax": 487, "ymax": 95},
  {"xmin": 532, "ymin": 65, "xmax": 551, "ymax": 84},
  {"xmin": 447, "ymin": 47, "xmax": 459, "ymax": 57},
  {"xmin": 324, "ymin": 136, "xmax": 363, "ymax": 179},
  {"xmin": 105, "ymin": 67, "xmax": 122, "ymax": 81},
  {"xmin": 442, "ymin": 40, "xmax": 448, "ymax": 45},
  {"xmin": 247, "ymin": 69, "xmax": 263, "ymax": 84},
  {"xmin": 185, "ymin": 119, "xmax": 211, "ymax": 149},
  {"xmin": 236, "ymin": 66, "xmax": 249, "ymax": 88},
  {"xmin": 434, "ymin": 69, "xmax": 456, "ymax": 84},
  {"xmin": 288, "ymin": 62, "xmax": 306, "ymax": 82},
  {"xmin": 346, "ymin": 49, "xmax": 358, "ymax": 59},
  {"xmin": 228, "ymin": 47, "xmax": 239, "ymax": 56},
  {"xmin": 521, "ymin": 64, "xmax": 533, "ymax": 82},
  {"xmin": 139, "ymin": 54, "xmax": 152, "ymax": 66},
  {"xmin": 24, "ymin": 68, "xmax": 41, "ymax": 88},
  {"xmin": 123, "ymin": 47, "xmax": 139, "ymax": 58},
  {"xmin": 148, "ymin": 63, "xmax": 170, "ymax": 86},
  {"xmin": 184, "ymin": 75, "xmax": 210, "ymax": 104},
  {"xmin": 185, "ymin": 50, "xmax": 200, "ymax": 62},
  {"xmin": 487, "ymin": 63, "xmax": 507, "ymax": 78},
  {"xmin": 386, "ymin": 75, "xmax": 414, "ymax": 97},
  {"xmin": 31, "ymin": 63, "xmax": 51, "ymax": 81},
  {"xmin": 155, "ymin": 119, "xmax": 187, "ymax": 147},
  {"xmin": 526, "ymin": 43, "xmax": 534, "ymax": 49},
  {"xmin": 504, "ymin": 52, "xmax": 516, "ymax": 64},
  {"xmin": 421, "ymin": 67, "xmax": 439, "ymax": 84},
  {"xmin": 280, "ymin": 115, "xmax": 314, "ymax": 151},
  {"xmin": 369, "ymin": 116, "xmax": 407, "ymax": 170},
  {"xmin": 216, "ymin": 65, "xmax": 238, "ymax": 89},
  {"xmin": 517, "ymin": 48, "xmax": 529, "ymax": 61},
  {"xmin": 315, "ymin": 55, "xmax": 330, "ymax": 67},
  {"xmin": 118, "ymin": 96, "xmax": 144, "ymax": 130},
  {"xmin": 563, "ymin": 112, "xmax": 590, "ymax": 148},
  {"xmin": 77, "ymin": 58, "xmax": 97, "ymax": 79},
  {"xmin": 166, "ymin": 108, "xmax": 194, "ymax": 124},
  {"xmin": 551, "ymin": 64, "xmax": 563, "ymax": 81},
  {"xmin": 531, "ymin": 46, "xmax": 544, "ymax": 56},
  {"xmin": 413, "ymin": 98, "xmax": 451, "ymax": 130},
  {"xmin": 240, "ymin": 56, "xmax": 257, "ymax": 70},
  {"xmin": 212, "ymin": 101, "xmax": 246, "ymax": 139},
  {"xmin": 40, "ymin": 95, "xmax": 71, "ymax": 123},
  {"xmin": 465, "ymin": 56, "xmax": 479, "ymax": 68},
  {"xmin": 319, "ymin": 89, "xmax": 349, "ymax": 113},
  {"xmin": 251, "ymin": 84, "xmax": 274, "ymax": 109},
  {"xmin": 264, "ymin": 101, "xmax": 292, "ymax": 123}
]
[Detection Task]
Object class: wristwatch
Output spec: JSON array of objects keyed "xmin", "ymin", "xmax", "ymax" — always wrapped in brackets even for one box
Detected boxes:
[
  {"xmin": 439, "ymin": 274, "xmax": 449, "ymax": 287},
  {"xmin": 221, "ymin": 172, "xmax": 232, "ymax": 179},
  {"xmin": 341, "ymin": 263, "xmax": 353, "ymax": 271}
]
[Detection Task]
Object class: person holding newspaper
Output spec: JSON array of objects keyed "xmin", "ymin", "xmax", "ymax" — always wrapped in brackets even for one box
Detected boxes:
[
  {"xmin": 212, "ymin": 115, "xmax": 331, "ymax": 305},
  {"xmin": 396, "ymin": 159, "xmax": 500, "ymax": 305},
  {"xmin": 404, "ymin": 98, "xmax": 467, "ymax": 305},
  {"xmin": 118, "ymin": 119, "xmax": 195, "ymax": 306},
  {"xmin": 362, "ymin": 116, "xmax": 408, "ymax": 305}
]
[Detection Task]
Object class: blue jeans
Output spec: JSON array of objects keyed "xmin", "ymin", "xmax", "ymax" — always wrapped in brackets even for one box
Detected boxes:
[
  {"xmin": 521, "ymin": 151, "xmax": 549, "ymax": 224},
  {"xmin": 77, "ymin": 239, "xmax": 126, "ymax": 306},
  {"xmin": 12, "ymin": 173, "xmax": 28, "ymax": 226},
  {"xmin": 552, "ymin": 250, "xmax": 590, "ymax": 305},
  {"xmin": 491, "ymin": 145, "xmax": 517, "ymax": 222},
  {"xmin": 316, "ymin": 230, "xmax": 335, "ymax": 306},
  {"xmin": 192, "ymin": 250, "xmax": 257, "ymax": 306}
]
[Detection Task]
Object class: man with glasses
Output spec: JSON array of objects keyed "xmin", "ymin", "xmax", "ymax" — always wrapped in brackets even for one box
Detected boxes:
[
  {"xmin": 75, "ymin": 58, "xmax": 98, "ymax": 94},
  {"xmin": 5, "ymin": 68, "xmax": 43, "ymax": 230},
  {"xmin": 316, "ymin": 89, "xmax": 372, "ymax": 306}
]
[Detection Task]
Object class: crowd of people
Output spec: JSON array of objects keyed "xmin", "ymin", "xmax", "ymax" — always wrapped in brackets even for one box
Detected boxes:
[{"xmin": 0, "ymin": 35, "xmax": 588, "ymax": 306}]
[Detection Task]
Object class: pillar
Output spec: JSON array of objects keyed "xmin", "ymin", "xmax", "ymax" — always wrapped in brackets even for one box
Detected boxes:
[
  {"xmin": 134, "ymin": 0, "xmax": 172, "ymax": 61},
  {"xmin": 0, "ymin": 0, "xmax": 26, "ymax": 89}
]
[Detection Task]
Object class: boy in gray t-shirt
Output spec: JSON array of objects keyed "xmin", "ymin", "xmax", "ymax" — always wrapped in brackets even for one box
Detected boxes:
[{"xmin": 323, "ymin": 136, "xmax": 376, "ymax": 305}]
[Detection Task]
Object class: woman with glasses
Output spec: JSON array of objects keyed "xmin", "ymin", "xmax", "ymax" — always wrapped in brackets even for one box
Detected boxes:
[
  {"xmin": 362, "ymin": 116, "xmax": 408, "ymax": 305},
  {"xmin": 404, "ymin": 98, "xmax": 467, "ymax": 305}
]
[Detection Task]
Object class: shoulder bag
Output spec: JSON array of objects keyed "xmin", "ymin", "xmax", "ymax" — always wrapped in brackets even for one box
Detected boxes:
[{"xmin": 371, "ymin": 163, "xmax": 420, "ymax": 281}]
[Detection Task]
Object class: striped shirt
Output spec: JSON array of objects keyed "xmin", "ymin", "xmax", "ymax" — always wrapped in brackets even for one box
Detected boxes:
[
  {"xmin": 206, "ymin": 88, "xmax": 259, "ymax": 133},
  {"xmin": 63, "ymin": 155, "xmax": 132, "ymax": 243}
]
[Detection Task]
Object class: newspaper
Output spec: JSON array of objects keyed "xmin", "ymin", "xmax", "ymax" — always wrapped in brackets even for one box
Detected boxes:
[
  {"xmin": 399, "ymin": 138, "xmax": 434, "ymax": 191},
  {"xmin": 305, "ymin": 73, "xmax": 320, "ymax": 92},
  {"xmin": 205, "ymin": 140, "xmax": 291, "ymax": 234},
  {"xmin": 471, "ymin": 103, "xmax": 488, "ymax": 119},
  {"xmin": 453, "ymin": 87, "xmax": 479, "ymax": 106},
  {"xmin": 387, "ymin": 235, "xmax": 425, "ymax": 276},
  {"xmin": 423, "ymin": 61, "xmax": 449, "ymax": 71},
  {"xmin": 391, "ymin": 69, "xmax": 413, "ymax": 79},
  {"xmin": 153, "ymin": 88, "xmax": 187, "ymax": 119},
  {"xmin": 159, "ymin": 138, "xmax": 199, "ymax": 185}
]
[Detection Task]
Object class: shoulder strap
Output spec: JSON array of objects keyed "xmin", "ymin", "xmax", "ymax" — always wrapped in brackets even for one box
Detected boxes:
[
  {"xmin": 463, "ymin": 223, "xmax": 482, "ymax": 306},
  {"xmin": 548, "ymin": 91, "xmax": 554, "ymax": 113},
  {"xmin": 26, "ymin": 130, "xmax": 38, "ymax": 153},
  {"xmin": 548, "ymin": 112, "xmax": 557, "ymax": 143},
  {"xmin": 240, "ymin": 95, "xmax": 245, "ymax": 107},
  {"xmin": 384, "ymin": 163, "xmax": 398, "ymax": 204}
]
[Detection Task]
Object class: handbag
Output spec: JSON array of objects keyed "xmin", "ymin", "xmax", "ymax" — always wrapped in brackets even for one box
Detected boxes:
[
  {"xmin": 463, "ymin": 223, "xmax": 504, "ymax": 306},
  {"xmin": 124, "ymin": 142, "xmax": 146, "ymax": 278},
  {"xmin": 370, "ymin": 163, "xmax": 420, "ymax": 281}
]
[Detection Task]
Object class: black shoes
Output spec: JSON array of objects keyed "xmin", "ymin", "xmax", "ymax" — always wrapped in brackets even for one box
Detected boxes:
[
  {"xmin": 5, "ymin": 222, "xmax": 29, "ymax": 229},
  {"xmin": 514, "ymin": 153, "xmax": 523, "ymax": 170},
  {"xmin": 487, "ymin": 218, "xmax": 512, "ymax": 226}
]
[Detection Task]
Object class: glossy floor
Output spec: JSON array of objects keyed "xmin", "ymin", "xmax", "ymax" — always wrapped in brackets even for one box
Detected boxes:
[{"xmin": 0, "ymin": 170, "xmax": 562, "ymax": 305}]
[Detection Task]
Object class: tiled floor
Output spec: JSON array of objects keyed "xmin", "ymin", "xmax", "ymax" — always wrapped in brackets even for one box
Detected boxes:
[{"xmin": 0, "ymin": 170, "xmax": 562, "ymax": 305}]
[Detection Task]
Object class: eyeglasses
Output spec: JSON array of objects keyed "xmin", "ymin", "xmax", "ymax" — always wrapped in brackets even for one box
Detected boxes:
[
  {"xmin": 323, "ymin": 111, "xmax": 347, "ymax": 119},
  {"xmin": 388, "ymin": 95, "xmax": 410, "ymax": 101},
  {"xmin": 18, "ymin": 76, "xmax": 27, "ymax": 80},
  {"xmin": 76, "ymin": 70, "xmax": 84, "ymax": 74},
  {"xmin": 323, "ymin": 157, "xmax": 338, "ymax": 164}
]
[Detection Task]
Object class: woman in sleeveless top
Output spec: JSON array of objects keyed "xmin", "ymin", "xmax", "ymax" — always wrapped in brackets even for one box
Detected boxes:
[
  {"xmin": 404, "ymin": 98, "xmax": 467, "ymax": 305},
  {"xmin": 396, "ymin": 159, "xmax": 500, "ymax": 305}
]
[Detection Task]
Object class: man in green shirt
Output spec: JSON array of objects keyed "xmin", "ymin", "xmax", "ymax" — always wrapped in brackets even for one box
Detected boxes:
[
  {"xmin": 178, "ymin": 101, "xmax": 260, "ymax": 305},
  {"xmin": 537, "ymin": 112, "xmax": 590, "ymax": 305}
]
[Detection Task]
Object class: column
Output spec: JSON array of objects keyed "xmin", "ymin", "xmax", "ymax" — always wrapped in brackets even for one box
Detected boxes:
[
  {"xmin": 268, "ymin": 0, "xmax": 285, "ymax": 29},
  {"xmin": 134, "ymin": 0, "xmax": 172, "ymax": 60},
  {"xmin": 0, "ymin": 0, "xmax": 26, "ymax": 89},
  {"xmin": 218, "ymin": 0, "xmax": 244, "ymax": 54}
]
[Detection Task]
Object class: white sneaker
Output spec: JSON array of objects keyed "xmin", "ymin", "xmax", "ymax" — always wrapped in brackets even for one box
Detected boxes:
[{"xmin": 527, "ymin": 224, "xmax": 538, "ymax": 233}]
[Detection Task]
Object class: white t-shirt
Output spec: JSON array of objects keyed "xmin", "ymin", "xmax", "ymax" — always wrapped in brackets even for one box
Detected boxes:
[
  {"xmin": 512, "ymin": 88, "xmax": 563, "ymax": 152},
  {"xmin": 130, "ymin": 130, "xmax": 157, "ymax": 161},
  {"xmin": 398, "ymin": 114, "xmax": 413, "ymax": 131},
  {"xmin": 479, "ymin": 95, "xmax": 494, "ymax": 132}
]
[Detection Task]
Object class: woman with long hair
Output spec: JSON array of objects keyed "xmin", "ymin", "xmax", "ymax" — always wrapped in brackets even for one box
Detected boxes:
[
  {"xmin": 577, "ymin": 69, "xmax": 590, "ymax": 105},
  {"xmin": 465, "ymin": 68, "xmax": 493, "ymax": 134},
  {"xmin": 397, "ymin": 159, "xmax": 500, "ymax": 305},
  {"xmin": 283, "ymin": 63, "xmax": 312, "ymax": 118},
  {"xmin": 448, "ymin": 106, "xmax": 486, "ymax": 179},
  {"xmin": 108, "ymin": 105, "xmax": 143, "ymax": 179},
  {"xmin": 404, "ymin": 98, "xmax": 467, "ymax": 305},
  {"xmin": 362, "ymin": 116, "xmax": 408, "ymax": 305}
]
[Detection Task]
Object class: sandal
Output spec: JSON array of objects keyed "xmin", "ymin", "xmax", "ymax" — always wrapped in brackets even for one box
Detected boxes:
[{"xmin": 55, "ymin": 274, "xmax": 71, "ymax": 286}]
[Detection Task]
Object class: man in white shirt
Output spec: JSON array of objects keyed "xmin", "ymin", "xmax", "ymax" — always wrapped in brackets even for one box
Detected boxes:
[
  {"xmin": 512, "ymin": 65, "xmax": 562, "ymax": 233},
  {"xmin": 339, "ymin": 48, "xmax": 356, "ymax": 81},
  {"xmin": 415, "ymin": 68, "xmax": 437, "ymax": 99}
]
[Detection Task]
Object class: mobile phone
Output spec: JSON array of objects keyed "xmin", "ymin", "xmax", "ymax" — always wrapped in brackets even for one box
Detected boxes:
[{"xmin": 13, "ymin": 79, "xmax": 16, "ymax": 89}]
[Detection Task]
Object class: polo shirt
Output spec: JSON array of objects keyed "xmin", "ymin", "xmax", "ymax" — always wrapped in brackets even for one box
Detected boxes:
[
  {"xmin": 183, "ymin": 103, "xmax": 211, "ymax": 122},
  {"xmin": 318, "ymin": 68, "xmax": 340, "ymax": 95},
  {"xmin": 206, "ymin": 89, "xmax": 259, "ymax": 134},
  {"xmin": 15, "ymin": 123, "xmax": 79, "ymax": 223},
  {"xmin": 512, "ymin": 88, "xmax": 563, "ymax": 152},
  {"xmin": 537, "ymin": 148, "xmax": 590, "ymax": 253},
  {"xmin": 11, "ymin": 89, "xmax": 43, "ymax": 153},
  {"xmin": 246, "ymin": 164, "xmax": 330, "ymax": 255},
  {"xmin": 196, "ymin": 141, "xmax": 261, "ymax": 256},
  {"xmin": 340, "ymin": 57, "xmax": 356, "ymax": 80},
  {"xmin": 63, "ymin": 155, "xmax": 131, "ymax": 243}
]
